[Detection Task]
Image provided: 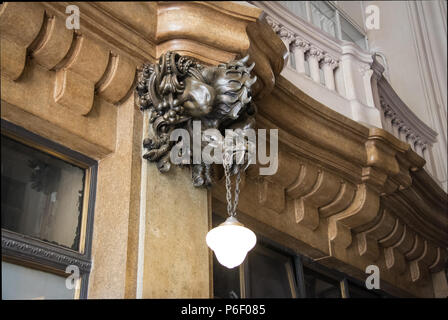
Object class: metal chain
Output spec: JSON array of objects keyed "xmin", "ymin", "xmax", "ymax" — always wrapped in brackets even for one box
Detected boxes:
[
  {"xmin": 223, "ymin": 160, "xmax": 234, "ymax": 216},
  {"xmin": 223, "ymin": 152, "xmax": 243, "ymax": 217},
  {"xmin": 233, "ymin": 169, "xmax": 241, "ymax": 217}
]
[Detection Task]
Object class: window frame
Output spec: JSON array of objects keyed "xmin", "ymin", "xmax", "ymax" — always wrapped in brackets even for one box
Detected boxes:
[
  {"xmin": 213, "ymin": 227, "xmax": 393, "ymax": 298},
  {"xmin": 1, "ymin": 119, "xmax": 97, "ymax": 299},
  {"xmin": 279, "ymin": 1, "xmax": 369, "ymax": 51}
]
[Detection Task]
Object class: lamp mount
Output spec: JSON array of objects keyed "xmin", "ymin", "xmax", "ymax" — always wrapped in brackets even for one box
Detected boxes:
[{"xmin": 136, "ymin": 51, "xmax": 257, "ymax": 188}]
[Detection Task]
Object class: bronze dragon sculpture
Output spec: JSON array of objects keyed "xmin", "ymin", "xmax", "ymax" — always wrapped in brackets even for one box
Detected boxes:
[{"xmin": 136, "ymin": 51, "xmax": 257, "ymax": 187}]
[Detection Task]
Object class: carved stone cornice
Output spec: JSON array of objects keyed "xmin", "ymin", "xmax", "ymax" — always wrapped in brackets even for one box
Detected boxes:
[
  {"xmin": 0, "ymin": 2, "xmax": 137, "ymax": 112},
  {"xmin": 212, "ymin": 75, "xmax": 448, "ymax": 297}
]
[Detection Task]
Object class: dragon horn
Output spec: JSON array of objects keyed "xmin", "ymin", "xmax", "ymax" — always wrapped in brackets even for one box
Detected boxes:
[
  {"xmin": 246, "ymin": 75, "xmax": 257, "ymax": 87},
  {"xmin": 239, "ymin": 55, "xmax": 250, "ymax": 64},
  {"xmin": 247, "ymin": 62, "xmax": 255, "ymax": 72}
]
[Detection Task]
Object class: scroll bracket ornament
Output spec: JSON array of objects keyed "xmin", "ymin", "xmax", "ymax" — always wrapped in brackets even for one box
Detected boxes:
[{"xmin": 136, "ymin": 51, "xmax": 257, "ymax": 187}]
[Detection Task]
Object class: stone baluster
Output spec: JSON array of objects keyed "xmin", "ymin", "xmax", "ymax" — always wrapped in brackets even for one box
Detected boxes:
[
  {"xmin": 399, "ymin": 125, "xmax": 409, "ymax": 143},
  {"xmin": 320, "ymin": 55, "xmax": 338, "ymax": 91},
  {"xmin": 383, "ymin": 105, "xmax": 395, "ymax": 134},
  {"xmin": 422, "ymin": 143, "xmax": 436, "ymax": 176},
  {"xmin": 406, "ymin": 132, "xmax": 417, "ymax": 151},
  {"xmin": 278, "ymin": 28, "xmax": 294, "ymax": 68},
  {"xmin": 414, "ymin": 138, "xmax": 425, "ymax": 157},
  {"xmin": 306, "ymin": 47, "xmax": 324, "ymax": 83},
  {"xmin": 266, "ymin": 17, "xmax": 294, "ymax": 68},
  {"xmin": 383, "ymin": 117, "xmax": 392, "ymax": 133},
  {"xmin": 290, "ymin": 38, "xmax": 310, "ymax": 74},
  {"xmin": 266, "ymin": 16, "xmax": 281, "ymax": 34},
  {"xmin": 391, "ymin": 118, "xmax": 402, "ymax": 138}
]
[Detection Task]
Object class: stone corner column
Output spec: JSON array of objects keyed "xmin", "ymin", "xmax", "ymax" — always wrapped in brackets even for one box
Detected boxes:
[{"xmin": 141, "ymin": 163, "xmax": 212, "ymax": 298}]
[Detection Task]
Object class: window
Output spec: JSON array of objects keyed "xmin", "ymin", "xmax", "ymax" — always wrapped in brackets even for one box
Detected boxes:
[
  {"xmin": 2, "ymin": 261, "xmax": 75, "ymax": 300},
  {"xmin": 345, "ymin": 280, "xmax": 385, "ymax": 298},
  {"xmin": 303, "ymin": 266, "xmax": 342, "ymax": 298},
  {"xmin": 310, "ymin": 1, "xmax": 337, "ymax": 38},
  {"xmin": 339, "ymin": 15, "xmax": 366, "ymax": 50},
  {"xmin": 212, "ymin": 214, "xmax": 393, "ymax": 298},
  {"xmin": 1, "ymin": 120, "xmax": 97, "ymax": 300},
  {"xmin": 243, "ymin": 245, "xmax": 298, "ymax": 298},
  {"xmin": 279, "ymin": 1, "xmax": 307, "ymax": 20},
  {"xmin": 279, "ymin": 1, "xmax": 368, "ymax": 51}
]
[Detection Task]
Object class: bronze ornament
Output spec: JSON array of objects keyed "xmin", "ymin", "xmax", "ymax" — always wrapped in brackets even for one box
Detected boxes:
[{"xmin": 136, "ymin": 51, "xmax": 257, "ymax": 187}]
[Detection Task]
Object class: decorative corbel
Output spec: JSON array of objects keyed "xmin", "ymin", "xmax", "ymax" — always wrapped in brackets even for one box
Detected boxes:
[{"xmin": 136, "ymin": 51, "xmax": 257, "ymax": 187}]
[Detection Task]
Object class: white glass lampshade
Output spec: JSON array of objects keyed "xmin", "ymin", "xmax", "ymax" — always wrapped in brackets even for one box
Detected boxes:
[{"xmin": 206, "ymin": 216, "xmax": 256, "ymax": 269}]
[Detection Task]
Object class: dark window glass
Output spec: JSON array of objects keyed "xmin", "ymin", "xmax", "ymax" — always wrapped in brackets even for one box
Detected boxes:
[
  {"xmin": 212, "ymin": 214, "xmax": 241, "ymax": 299},
  {"xmin": 246, "ymin": 246, "xmax": 297, "ymax": 298},
  {"xmin": 211, "ymin": 215, "xmax": 395, "ymax": 299},
  {"xmin": 213, "ymin": 255, "xmax": 241, "ymax": 299},
  {"xmin": 1, "ymin": 135, "xmax": 86, "ymax": 251},
  {"xmin": 303, "ymin": 267, "xmax": 341, "ymax": 298},
  {"xmin": 348, "ymin": 281, "xmax": 382, "ymax": 298}
]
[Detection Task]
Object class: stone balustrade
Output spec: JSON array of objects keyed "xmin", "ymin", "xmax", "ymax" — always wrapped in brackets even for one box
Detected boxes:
[
  {"xmin": 259, "ymin": 1, "xmax": 436, "ymax": 178},
  {"xmin": 254, "ymin": 1, "xmax": 445, "ymax": 190},
  {"xmin": 378, "ymin": 86, "xmax": 438, "ymax": 178},
  {"xmin": 253, "ymin": 1, "xmax": 383, "ymax": 129},
  {"xmin": 266, "ymin": 15, "xmax": 339, "ymax": 92},
  {"xmin": 370, "ymin": 55, "xmax": 441, "ymax": 181}
]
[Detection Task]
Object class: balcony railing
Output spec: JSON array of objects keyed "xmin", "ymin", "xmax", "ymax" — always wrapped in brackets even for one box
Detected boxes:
[
  {"xmin": 252, "ymin": 1, "xmax": 383, "ymax": 129},
  {"xmin": 371, "ymin": 56, "xmax": 439, "ymax": 178},
  {"xmin": 253, "ymin": 1, "xmax": 444, "ymax": 188}
]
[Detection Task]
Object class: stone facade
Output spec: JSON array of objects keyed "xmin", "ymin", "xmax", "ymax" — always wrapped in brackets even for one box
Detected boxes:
[{"xmin": 1, "ymin": 1, "xmax": 447, "ymax": 298}]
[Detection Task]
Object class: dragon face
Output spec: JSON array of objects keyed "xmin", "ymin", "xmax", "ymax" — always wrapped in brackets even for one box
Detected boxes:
[{"xmin": 136, "ymin": 51, "xmax": 257, "ymax": 187}]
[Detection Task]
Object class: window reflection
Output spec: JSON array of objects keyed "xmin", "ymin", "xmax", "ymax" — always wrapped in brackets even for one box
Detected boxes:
[
  {"xmin": 279, "ymin": 1, "xmax": 307, "ymax": 20},
  {"xmin": 1, "ymin": 135, "xmax": 85, "ymax": 251},
  {"xmin": 278, "ymin": 1, "xmax": 367, "ymax": 51},
  {"xmin": 246, "ymin": 247, "xmax": 297, "ymax": 298},
  {"xmin": 340, "ymin": 15, "xmax": 366, "ymax": 50},
  {"xmin": 310, "ymin": 1, "xmax": 337, "ymax": 37},
  {"xmin": 211, "ymin": 215, "xmax": 394, "ymax": 298},
  {"xmin": 303, "ymin": 267, "xmax": 341, "ymax": 298},
  {"xmin": 348, "ymin": 281, "xmax": 382, "ymax": 298},
  {"xmin": 213, "ymin": 255, "xmax": 241, "ymax": 299},
  {"xmin": 1, "ymin": 261, "xmax": 75, "ymax": 300}
]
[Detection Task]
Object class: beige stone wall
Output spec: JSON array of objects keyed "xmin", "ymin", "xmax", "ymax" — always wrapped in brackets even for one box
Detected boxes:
[
  {"xmin": 141, "ymin": 165, "xmax": 211, "ymax": 298},
  {"xmin": 87, "ymin": 95, "xmax": 143, "ymax": 298}
]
